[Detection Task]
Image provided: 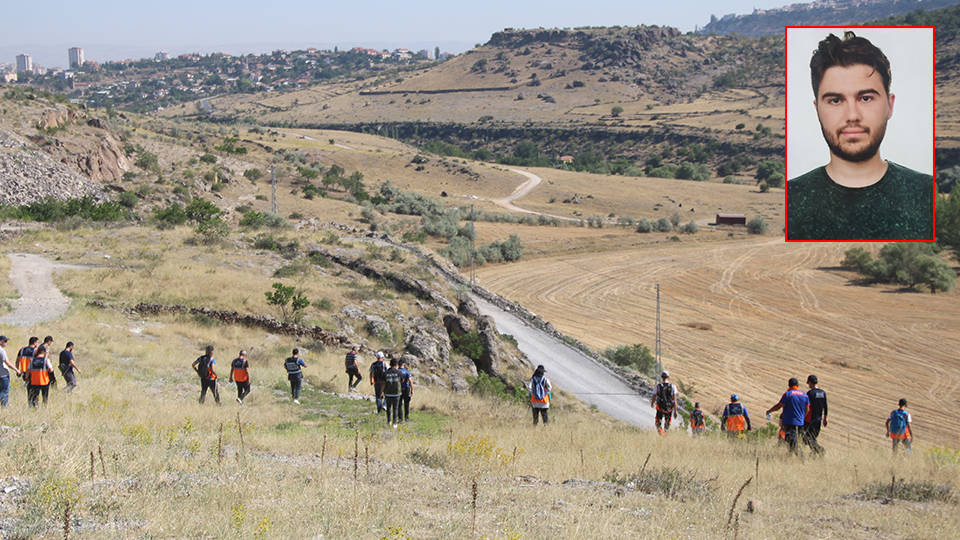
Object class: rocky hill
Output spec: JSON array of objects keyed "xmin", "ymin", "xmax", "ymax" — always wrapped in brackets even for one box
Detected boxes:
[
  {"xmin": 701, "ymin": 0, "xmax": 960, "ymax": 37},
  {"xmin": 0, "ymin": 128, "xmax": 104, "ymax": 206}
]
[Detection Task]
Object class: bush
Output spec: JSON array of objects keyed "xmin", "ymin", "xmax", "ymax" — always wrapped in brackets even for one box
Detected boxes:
[
  {"xmin": 135, "ymin": 151, "xmax": 160, "ymax": 172},
  {"xmin": 199, "ymin": 153, "xmax": 217, "ymax": 164},
  {"xmin": 747, "ymin": 217, "xmax": 768, "ymax": 234},
  {"xmin": 611, "ymin": 106, "xmax": 624, "ymax": 117},
  {"xmin": 154, "ymin": 202, "xmax": 188, "ymax": 228},
  {"xmin": 117, "ymin": 191, "xmax": 138, "ymax": 209},
  {"xmin": 468, "ymin": 372, "xmax": 526, "ymax": 403},
  {"xmin": 855, "ymin": 478, "xmax": 954, "ymax": 503},
  {"xmin": 844, "ymin": 243, "xmax": 956, "ymax": 293},
  {"xmin": 604, "ymin": 467, "xmax": 715, "ymax": 500},
  {"xmin": 669, "ymin": 212, "xmax": 681, "ymax": 228},
  {"xmin": 500, "ymin": 234, "xmax": 523, "ymax": 261},
  {"xmin": 0, "ymin": 196, "xmax": 128, "ymax": 223},
  {"xmin": 680, "ymin": 220, "xmax": 699, "ymax": 234},
  {"xmin": 759, "ymin": 182, "xmax": 770, "ymax": 192},
  {"xmin": 184, "ymin": 198, "xmax": 222, "ymax": 224},
  {"xmin": 452, "ymin": 331, "xmax": 485, "ymax": 361},
  {"xmin": 636, "ymin": 219, "xmax": 653, "ymax": 233},
  {"xmin": 194, "ymin": 217, "xmax": 229, "ymax": 244},
  {"xmin": 239, "ymin": 210, "xmax": 266, "ymax": 228},
  {"xmin": 603, "ymin": 343, "xmax": 656, "ymax": 375},
  {"xmin": 243, "ymin": 168, "xmax": 263, "ymax": 181},
  {"xmin": 655, "ymin": 217, "xmax": 673, "ymax": 232}
]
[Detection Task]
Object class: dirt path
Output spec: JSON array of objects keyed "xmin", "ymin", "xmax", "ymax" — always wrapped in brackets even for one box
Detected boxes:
[
  {"xmin": 470, "ymin": 294, "xmax": 657, "ymax": 429},
  {"xmin": 0, "ymin": 254, "xmax": 89, "ymax": 328},
  {"xmin": 489, "ymin": 168, "xmax": 576, "ymax": 221}
]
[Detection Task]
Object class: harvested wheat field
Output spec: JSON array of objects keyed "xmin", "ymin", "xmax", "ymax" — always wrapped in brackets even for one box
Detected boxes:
[{"xmin": 475, "ymin": 236, "xmax": 960, "ymax": 450}]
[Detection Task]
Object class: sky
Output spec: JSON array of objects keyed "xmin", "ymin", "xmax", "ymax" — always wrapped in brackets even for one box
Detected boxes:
[{"xmin": 1, "ymin": 0, "xmax": 788, "ymax": 69}]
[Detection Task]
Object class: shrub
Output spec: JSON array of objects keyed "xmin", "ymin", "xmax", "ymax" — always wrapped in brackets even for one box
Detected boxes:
[
  {"xmin": 636, "ymin": 219, "xmax": 653, "ymax": 233},
  {"xmin": 669, "ymin": 212, "xmax": 681, "ymax": 227},
  {"xmin": 468, "ymin": 372, "xmax": 526, "ymax": 403},
  {"xmin": 199, "ymin": 153, "xmax": 217, "ymax": 164},
  {"xmin": 135, "ymin": 151, "xmax": 160, "ymax": 172},
  {"xmin": 194, "ymin": 217, "xmax": 229, "ymax": 244},
  {"xmin": 611, "ymin": 106, "xmax": 624, "ymax": 117},
  {"xmin": 855, "ymin": 478, "xmax": 954, "ymax": 503},
  {"xmin": 154, "ymin": 202, "xmax": 188, "ymax": 228},
  {"xmin": 452, "ymin": 331, "xmax": 485, "ymax": 361},
  {"xmin": 655, "ymin": 217, "xmax": 673, "ymax": 232},
  {"xmin": 680, "ymin": 220, "xmax": 699, "ymax": 234},
  {"xmin": 603, "ymin": 343, "xmax": 656, "ymax": 375},
  {"xmin": 184, "ymin": 198, "xmax": 222, "ymax": 223},
  {"xmin": 759, "ymin": 182, "xmax": 770, "ymax": 192},
  {"xmin": 603, "ymin": 466, "xmax": 715, "ymax": 500},
  {"xmin": 239, "ymin": 210, "xmax": 266, "ymax": 228},
  {"xmin": 117, "ymin": 191, "xmax": 138, "ymax": 209},
  {"xmin": 243, "ymin": 168, "xmax": 263, "ymax": 181},
  {"xmin": 747, "ymin": 217, "xmax": 768, "ymax": 234},
  {"xmin": 265, "ymin": 282, "xmax": 310, "ymax": 322},
  {"xmin": 844, "ymin": 243, "xmax": 956, "ymax": 293}
]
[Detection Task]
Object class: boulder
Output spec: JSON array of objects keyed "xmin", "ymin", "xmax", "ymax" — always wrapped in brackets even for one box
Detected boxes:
[
  {"xmin": 458, "ymin": 297, "xmax": 480, "ymax": 319},
  {"xmin": 404, "ymin": 319, "xmax": 451, "ymax": 365},
  {"xmin": 450, "ymin": 374, "xmax": 469, "ymax": 393},
  {"xmin": 475, "ymin": 315, "xmax": 503, "ymax": 376},
  {"xmin": 442, "ymin": 313, "xmax": 472, "ymax": 338}
]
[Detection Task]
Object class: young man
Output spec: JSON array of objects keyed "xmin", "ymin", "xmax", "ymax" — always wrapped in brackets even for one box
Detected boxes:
[
  {"xmin": 886, "ymin": 398, "xmax": 913, "ymax": 453},
  {"xmin": 650, "ymin": 371, "xmax": 678, "ymax": 435},
  {"xmin": 722, "ymin": 394, "xmax": 751, "ymax": 438},
  {"xmin": 58, "ymin": 342, "xmax": 81, "ymax": 392},
  {"xmin": 284, "ymin": 348, "xmax": 306, "ymax": 404},
  {"xmin": 803, "ymin": 375, "xmax": 828, "ymax": 455},
  {"xmin": 0, "ymin": 336, "xmax": 21, "ymax": 408},
  {"xmin": 229, "ymin": 350, "xmax": 251, "ymax": 404},
  {"xmin": 191, "ymin": 345, "xmax": 220, "ymax": 405},
  {"xmin": 398, "ymin": 359, "xmax": 414, "ymax": 423},
  {"xmin": 787, "ymin": 31, "xmax": 933, "ymax": 240},
  {"xmin": 27, "ymin": 345, "xmax": 54, "ymax": 408},
  {"xmin": 765, "ymin": 378, "xmax": 811, "ymax": 453},
  {"xmin": 345, "ymin": 346, "xmax": 362, "ymax": 391},
  {"xmin": 369, "ymin": 351, "xmax": 387, "ymax": 413},
  {"xmin": 16, "ymin": 336, "xmax": 38, "ymax": 383},
  {"xmin": 689, "ymin": 402, "xmax": 705, "ymax": 436},
  {"xmin": 383, "ymin": 359, "xmax": 402, "ymax": 429}
]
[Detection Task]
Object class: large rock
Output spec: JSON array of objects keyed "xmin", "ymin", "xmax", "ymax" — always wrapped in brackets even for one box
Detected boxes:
[
  {"xmin": 404, "ymin": 319, "xmax": 451, "ymax": 365},
  {"xmin": 364, "ymin": 315, "xmax": 391, "ymax": 339},
  {"xmin": 442, "ymin": 312, "xmax": 472, "ymax": 338},
  {"xmin": 458, "ymin": 297, "xmax": 480, "ymax": 319},
  {"xmin": 71, "ymin": 134, "xmax": 130, "ymax": 182},
  {"xmin": 475, "ymin": 315, "xmax": 503, "ymax": 377}
]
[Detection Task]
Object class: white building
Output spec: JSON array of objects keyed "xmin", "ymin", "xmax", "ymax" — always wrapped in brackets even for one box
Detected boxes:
[
  {"xmin": 16, "ymin": 54, "xmax": 32, "ymax": 73},
  {"xmin": 155, "ymin": 51, "xmax": 169, "ymax": 61},
  {"xmin": 68, "ymin": 47, "xmax": 85, "ymax": 68}
]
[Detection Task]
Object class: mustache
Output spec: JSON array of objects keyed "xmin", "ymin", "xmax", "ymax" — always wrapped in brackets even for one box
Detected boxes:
[{"xmin": 837, "ymin": 124, "xmax": 870, "ymax": 135}]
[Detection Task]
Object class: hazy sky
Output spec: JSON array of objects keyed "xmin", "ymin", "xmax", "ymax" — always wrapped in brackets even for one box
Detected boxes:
[{"xmin": 2, "ymin": 0, "xmax": 787, "ymax": 68}]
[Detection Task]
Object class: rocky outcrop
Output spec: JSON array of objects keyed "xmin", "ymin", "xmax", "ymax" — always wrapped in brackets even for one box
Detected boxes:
[
  {"xmin": 475, "ymin": 315, "xmax": 503, "ymax": 377},
  {"xmin": 69, "ymin": 133, "xmax": 130, "ymax": 182},
  {"xmin": 404, "ymin": 318, "xmax": 451, "ymax": 365},
  {"xmin": 340, "ymin": 305, "xmax": 392, "ymax": 339},
  {"xmin": 36, "ymin": 107, "xmax": 81, "ymax": 131},
  {"xmin": 0, "ymin": 129, "xmax": 106, "ymax": 206},
  {"xmin": 442, "ymin": 313, "xmax": 472, "ymax": 338}
]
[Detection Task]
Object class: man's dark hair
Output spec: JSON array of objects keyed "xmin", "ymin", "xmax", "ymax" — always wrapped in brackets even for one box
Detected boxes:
[
  {"xmin": 898, "ymin": 398, "xmax": 908, "ymax": 407},
  {"xmin": 205, "ymin": 345, "xmax": 214, "ymax": 355},
  {"xmin": 390, "ymin": 358, "xmax": 398, "ymax": 367},
  {"xmin": 810, "ymin": 31, "xmax": 891, "ymax": 98},
  {"xmin": 66, "ymin": 341, "xmax": 74, "ymax": 348},
  {"xmin": 788, "ymin": 377, "xmax": 799, "ymax": 387},
  {"xmin": 29, "ymin": 336, "xmax": 38, "ymax": 345},
  {"xmin": 292, "ymin": 348, "xmax": 299, "ymax": 355},
  {"xmin": 43, "ymin": 335, "xmax": 53, "ymax": 344}
]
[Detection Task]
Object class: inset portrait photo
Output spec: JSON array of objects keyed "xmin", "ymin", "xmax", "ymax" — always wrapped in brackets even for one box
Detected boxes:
[{"xmin": 785, "ymin": 27, "xmax": 934, "ymax": 241}]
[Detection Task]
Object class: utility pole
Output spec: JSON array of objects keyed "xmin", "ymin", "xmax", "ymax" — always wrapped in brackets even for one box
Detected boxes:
[
  {"xmin": 655, "ymin": 283, "xmax": 662, "ymax": 377},
  {"xmin": 271, "ymin": 165, "xmax": 278, "ymax": 214},
  {"xmin": 469, "ymin": 204, "xmax": 476, "ymax": 287}
]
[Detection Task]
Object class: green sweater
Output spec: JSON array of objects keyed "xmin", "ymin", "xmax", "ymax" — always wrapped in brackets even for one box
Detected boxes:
[{"xmin": 786, "ymin": 162, "xmax": 933, "ymax": 240}]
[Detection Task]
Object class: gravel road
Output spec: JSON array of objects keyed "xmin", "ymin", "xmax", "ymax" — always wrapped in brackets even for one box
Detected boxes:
[
  {"xmin": 471, "ymin": 294, "xmax": 657, "ymax": 429},
  {"xmin": 0, "ymin": 253, "xmax": 89, "ymax": 327}
]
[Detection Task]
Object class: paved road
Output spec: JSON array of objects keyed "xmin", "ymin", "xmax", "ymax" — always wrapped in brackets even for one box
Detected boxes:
[{"xmin": 471, "ymin": 294, "xmax": 656, "ymax": 428}]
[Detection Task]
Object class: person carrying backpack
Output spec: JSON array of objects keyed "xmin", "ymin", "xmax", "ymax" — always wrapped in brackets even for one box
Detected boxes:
[
  {"xmin": 58, "ymin": 342, "xmax": 81, "ymax": 392},
  {"xmin": 229, "ymin": 350, "xmax": 251, "ymax": 404},
  {"xmin": 765, "ymin": 378, "xmax": 810, "ymax": 453},
  {"xmin": 369, "ymin": 351, "xmax": 387, "ymax": 413},
  {"xmin": 192, "ymin": 345, "xmax": 220, "ymax": 405},
  {"xmin": 650, "ymin": 371, "xmax": 678, "ymax": 435},
  {"xmin": 383, "ymin": 359, "xmax": 402, "ymax": 428},
  {"xmin": 690, "ymin": 402, "xmax": 706, "ymax": 435},
  {"xmin": 398, "ymin": 359, "xmax": 414, "ymax": 423},
  {"xmin": 886, "ymin": 398, "xmax": 913, "ymax": 453},
  {"xmin": 722, "ymin": 394, "xmax": 752, "ymax": 438},
  {"xmin": 803, "ymin": 374, "xmax": 827, "ymax": 455},
  {"xmin": 16, "ymin": 336, "xmax": 38, "ymax": 384},
  {"xmin": 528, "ymin": 365, "xmax": 552, "ymax": 425},
  {"xmin": 27, "ymin": 345, "xmax": 55, "ymax": 408},
  {"xmin": 284, "ymin": 348, "xmax": 306, "ymax": 404},
  {"xmin": 345, "ymin": 346, "xmax": 362, "ymax": 391}
]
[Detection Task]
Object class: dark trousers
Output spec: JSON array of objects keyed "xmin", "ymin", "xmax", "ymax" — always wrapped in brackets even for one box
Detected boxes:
[
  {"xmin": 0, "ymin": 376, "xmax": 8, "ymax": 407},
  {"xmin": 374, "ymin": 381, "xmax": 385, "ymax": 412},
  {"xmin": 385, "ymin": 395, "xmax": 400, "ymax": 425},
  {"xmin": 400, "ymin": 393, "xmax": 411, "ymax": 422},
  {"xmin": 289, "ymin": 375, "xmax": 302, "ymax": 400},
  {"xmin": 803, "ymin": 421, "xmax": 824, "ymax": 455},
  {"xmin": 347, "ymin": 369, "xmax": 362, "ymax": 389},
  {"xmin": 28, "ymin": 384, "xmax": 49, "ymax": 408},
  {"xmin": 783, "ymin": 425, "xmax": 802, "ymax": 452},
  {"xmin": 532, "ymin": 407, "xmax": 549, "ymax": 425},
  {"xmin": 236, "ymin": 381, "xmax": 251, "ymax": 401},
  {"xmin": 61, "ymin": 370, "xmax": 77, "ymax": 391},
  {"xmin": 199, "ymin": 378, "xmax": 220, "ymax": 404},
  {"xmin": 655, "ymin": 409, "xmax": 673, "ymax": 431}
]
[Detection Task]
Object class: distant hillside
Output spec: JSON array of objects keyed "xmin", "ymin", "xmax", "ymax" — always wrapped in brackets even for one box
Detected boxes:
[{"xmin": 701, "ymin": 0, "xmax": 960, "ymax": 37}]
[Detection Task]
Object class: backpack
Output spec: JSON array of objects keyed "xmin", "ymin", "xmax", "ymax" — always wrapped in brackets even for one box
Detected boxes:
[
  {"xmin": 531, "ymin": 375, "xmax": 547, "ymax": 401},
  {"xmin": 691, "ymin": 409, "xmax": 704, "ymax": 427},
  {"xmin": 384, "ymin": 369, "xmax": 401, "ymax": 395},
  {"xmin": 656, "ymin": 382, "xmax": 675, "ymax": 411},
  {"xmin": 196, "ymin": 355, "xmax": 211, "ymax": 379},
  {"xmin": 889, "ymin": 409, "xmax": 909, "ymax": 435},
  {"xmin": 370, "ymin": 360, "xmax": 386, "ymax": 381}
]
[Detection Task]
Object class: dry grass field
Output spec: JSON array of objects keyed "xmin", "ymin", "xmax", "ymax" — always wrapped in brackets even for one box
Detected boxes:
[{"xmin": 474, "ymin": 235, "xmax": 960, "ymax": 450}]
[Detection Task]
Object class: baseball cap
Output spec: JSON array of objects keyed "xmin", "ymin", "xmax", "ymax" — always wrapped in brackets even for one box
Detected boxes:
[
  {"xmin": 661, "ymin": 370, "xmax": 669, "ymax": 378},
  {"xmin": 376, "ymin": 351, "xmax": 384, "ymax": 358},
  {"xmin": 0, "ymin": 335, "xmax": 7, "ymax": 343},
  {"xmin": 730, "ymin": 393, "xmax": 739, "ymax": 401}
]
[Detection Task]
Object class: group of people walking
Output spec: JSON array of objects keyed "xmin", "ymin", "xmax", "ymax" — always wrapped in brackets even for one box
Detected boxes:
[
  {"xmin": 646, "ymin": 370, "xmax": 913, "ymax": 453},
  {"xmin": 189, "ymin": 345, "xmax": 416, "ymax": 427},
  {"xmin": 0, "ymin": 335, "xmax": 81, "ymax": 408}
]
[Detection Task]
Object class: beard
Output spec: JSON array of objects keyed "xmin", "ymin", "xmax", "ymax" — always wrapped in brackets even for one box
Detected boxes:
[{"xmin": 820, "ymin": 121, "xmax": 887, "ymax": 163}]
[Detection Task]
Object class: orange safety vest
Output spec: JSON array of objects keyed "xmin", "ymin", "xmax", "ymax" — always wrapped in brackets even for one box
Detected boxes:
[
  {"xmin": 691, "ymin": 412, "xmax": 705, "ymax": 429},
  {"xmin": 28, "ymin": 356, "xmax": 50, "ymax": 386},
  {"xmin": 17, "ymin": 346, "xmax": 35, "ymax": 373},
  {"xmin": 890, "ymin": 426, "xmax": 912, "ymax": 440},
  {"xmin": 232, "ymin": 364, "xmax": 248, "ymax": 383},
  {"xmin": 724, "ymin": 402, "xmax": 747, "ymax": 432}
]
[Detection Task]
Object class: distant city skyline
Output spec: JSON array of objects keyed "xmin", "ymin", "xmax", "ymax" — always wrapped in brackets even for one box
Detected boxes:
[{"xmin": 1, "ymin": 0, "xmax": 787, "ymax": 69}]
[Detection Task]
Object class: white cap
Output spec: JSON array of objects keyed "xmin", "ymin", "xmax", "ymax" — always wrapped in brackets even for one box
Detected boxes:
[
  {"xmin": 661, "ymin": 370, "xmax": 669, "ymax": 378},
  {"xmin": 376, "ymin": 351, "xmax": 384, "ymax": 358}
]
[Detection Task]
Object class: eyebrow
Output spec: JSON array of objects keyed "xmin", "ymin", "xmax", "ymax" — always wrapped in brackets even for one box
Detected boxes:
[{"xmin": 820, "ymin": 89, "xmax": 882, "ymax": 100}]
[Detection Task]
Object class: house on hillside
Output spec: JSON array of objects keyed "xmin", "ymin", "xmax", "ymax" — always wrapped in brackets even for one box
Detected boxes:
[
  {"xmin": 558, "ymin": 155, "xmax": 574, "ymax": 167},
  {"xmin": 715, "ymin": 213, "xmax": 746, "ymax": 225}
]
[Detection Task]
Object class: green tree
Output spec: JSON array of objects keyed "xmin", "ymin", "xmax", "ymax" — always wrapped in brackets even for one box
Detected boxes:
[
  {"xmin": 603, "ymin": 343, "xmax": 655, "ymax": 375},
  {"xmin": 513, "ymin": 140, "xmax": 539, "ymax": 161},
  {"xmin": 611, "ymin": 106, "xmax": 624, "ymax": 117},
  {"xmin": 747, "ymin": 217, "xmax": 768, "ymax": 234},
  {"xmin": 936, "ymin": 192, "xmax": 960, "ymax": 257},
  {"xmin": 243, "ymin": 168, "xmax": 263, "ymax": 181},
  {"xmin": 184, "ymin": 198, "xmax": 222, "ymax": 224},
  {"xmin": 265, "ymin": 282, "xmax": 310, "ymax": 322},
  {"xmin": 755, "ymin": 159, "xmax": 784, "ymax": 184}
]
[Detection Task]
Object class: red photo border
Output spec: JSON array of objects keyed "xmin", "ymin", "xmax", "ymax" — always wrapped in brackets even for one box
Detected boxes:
[{"xmin": 783, "ymin": 25, "xmax": 936, "ymax": 242}]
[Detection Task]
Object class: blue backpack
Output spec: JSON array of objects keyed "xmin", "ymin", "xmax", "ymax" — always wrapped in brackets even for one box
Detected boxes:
[
  {"xmin": 531, "ymin": 376, "xmax": 547, "ymax": 400},
  {"xmin": 889, "ymin": 409, "xmax": 908, "ymax": 435}
]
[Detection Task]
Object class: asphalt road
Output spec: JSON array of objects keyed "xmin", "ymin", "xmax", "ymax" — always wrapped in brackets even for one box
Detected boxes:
[{"xmin": 471, "ymin": 294, "xmax": 657, "ymax": 429}]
